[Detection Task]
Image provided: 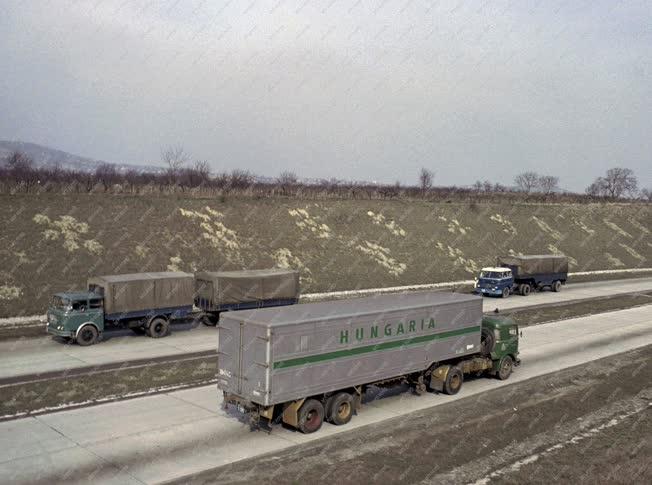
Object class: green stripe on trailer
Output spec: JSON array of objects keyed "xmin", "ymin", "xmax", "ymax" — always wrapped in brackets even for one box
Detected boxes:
[{"xmin": 273, "ymin": 325, "xmax": 480, "ymax": 370}]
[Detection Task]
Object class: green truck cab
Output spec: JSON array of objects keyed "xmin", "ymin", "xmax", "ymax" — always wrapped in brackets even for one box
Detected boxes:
[
  {"xmin": 481, "ymin": 314, "xmax": 521, "ymax": 379},
  {"xmin": 47, "ymin": 292, "xmax": 105, "ymax": 345}
]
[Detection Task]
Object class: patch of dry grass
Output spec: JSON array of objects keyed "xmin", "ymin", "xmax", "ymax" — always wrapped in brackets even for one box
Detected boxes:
[{"xmin": 0, "ymin": 194, "xmax": 649, "ymax": 317}]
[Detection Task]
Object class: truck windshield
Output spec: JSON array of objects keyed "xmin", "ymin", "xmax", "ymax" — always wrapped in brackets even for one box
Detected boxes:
[
  {"xmin": 51, "ymin": 296, "xmax": 71, "ymax": 310},
  {"xmin": 480, "ymin": 271, "xmax": 509, "ymax": 279}
]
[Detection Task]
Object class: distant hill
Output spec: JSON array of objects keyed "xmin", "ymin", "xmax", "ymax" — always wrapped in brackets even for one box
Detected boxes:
[{"xmin": 0, "ymin": 140, "xmax": 164, "ymax": 174}]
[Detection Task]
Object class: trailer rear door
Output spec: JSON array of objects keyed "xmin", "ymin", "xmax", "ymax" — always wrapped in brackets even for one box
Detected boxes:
[{"xmin": 218, "ymin": 315, "xmax": 269, "ymax": 402}]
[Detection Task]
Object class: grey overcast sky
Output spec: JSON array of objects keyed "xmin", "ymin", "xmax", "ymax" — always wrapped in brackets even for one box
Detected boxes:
[{"xmin": 0, "ymin": 0, "xmax": 650, "ymax": 191}]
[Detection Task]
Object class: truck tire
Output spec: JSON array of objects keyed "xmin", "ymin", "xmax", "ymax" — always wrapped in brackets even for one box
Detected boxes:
[
  {"xmin": 520, "ymin": 283, "xmax": 531, "ymax": 296},
  {"xmin": 76, "ymin": 325, "xmax": 99, "ymax": 346},
  {"xmin": 146, "ymin": 317, "xmax": 169, "ymax": 338},
  {"xmin": 298, "ymin": 399, "xmax": 324, "ymax": 434},
  {"xmin": 501, "ymin": 287, "xmax": 510, "ymax": 298},
  {"xmin": 201, "ymin": 313, "xmax": 217, "ymax": 326},
  {"xmin": 497, "ymin": 355, "xmax": 514, "ymax": 380},
  {"xmin": 443, "ymin": 366, "xmax": 463, "ymax": 395},
  {"xmin": 327, "ymin": 392, "xmax": 354, "ymax": 426},
  {"xmin": 480, "ymin": 328, "xmax": 495, "ymax": 356},
  {"xmin": 552, "ymin": 280, "xmax": 562, "ymax": 292}
]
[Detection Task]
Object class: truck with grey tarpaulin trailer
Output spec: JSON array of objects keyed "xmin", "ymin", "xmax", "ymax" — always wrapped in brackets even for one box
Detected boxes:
[
  {"xmin": 218, "ymin": 291, "xmax": 520, "ymax": 433},
  {"xmin": 475, "ymin": 254, "xmax": 569, "ymax": 297},
  {"xmin": 194, "ymin": 269, "xmax": 300, "ymax": 326},
  {"xmin": 46, "ymin": 268, "xmax": 301, "ymax": 346}
]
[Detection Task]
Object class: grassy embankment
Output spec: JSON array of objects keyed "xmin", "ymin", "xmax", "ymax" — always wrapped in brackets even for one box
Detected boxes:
[{"xmin": 0, "ymin": 193, "xmax": 649, "ymax": 317}]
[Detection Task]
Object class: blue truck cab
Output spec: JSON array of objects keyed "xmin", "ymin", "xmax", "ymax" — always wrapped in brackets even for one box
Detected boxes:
[{"xmin": 474, "ymin": 267, "xmax": 514, "ymax": 298}]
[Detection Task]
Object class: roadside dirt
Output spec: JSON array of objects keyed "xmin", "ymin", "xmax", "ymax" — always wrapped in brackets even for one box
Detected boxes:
[
  {"xmin": 0, "ymin": 354, "xmax": 217, "ymax": 419},
  {"xmin": 499, "ymin": 290, "xmax": 652, "ymax": 326},
  {"xmin": 177, "ymin": 345, "xmax": 652, "ymax": 485}
]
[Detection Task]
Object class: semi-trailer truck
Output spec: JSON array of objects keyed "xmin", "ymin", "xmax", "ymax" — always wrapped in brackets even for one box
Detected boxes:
[
  {"xmin": 218, "ymin": 291, "xmax": 519, "ymax": 433},
  {"xmin": 475, "ymin": 254, "xmax": 569, "ymax": 297}
]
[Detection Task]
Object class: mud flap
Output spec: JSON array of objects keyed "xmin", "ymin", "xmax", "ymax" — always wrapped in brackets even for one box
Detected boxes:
[
  {"xmin": 352, "ymin": 386, "xmax": 363, "ymax": 415},
  {"xmin": 429, "ymin": 365, "xmax": 450, "ymax": 392}
]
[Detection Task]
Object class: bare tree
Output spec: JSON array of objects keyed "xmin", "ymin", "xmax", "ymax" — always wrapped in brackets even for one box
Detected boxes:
[
  {"xmin": 418, "ymin": 167, "xmax": 434, "ymax": 193},
  {"xmin": 228, "ymin": 169, "xmax": 254, "ymax": 190},
  {"xmin": 640, "ymin": 188, "xmax": 651, "ymax": 202},
  {"xmin": 6, "ymin": 151, "xmax": 38, "ymax": 191},
  {"xmin": 602, "ymin": 167, "xmax": 637, "ymax": 198},
  {"xmin": 277, "ymin": 171, "xmax": 298, "ymax": 185},
  {"xmin": 95, "ymin": 163, "xmax": 119, "ymax": 191},
  {"xmin": 194, "ymin": 160, "xmax": 210, "ymax": 182},
  {"xmin": 586, "ymin": 168, "xmax": 638, "ymax": 198},
  {"xmin": 538, "ymin": 175, "xmax": 559, "ymax": 194},
  {"xmin": 514, "ymin": 172, "xmax": 539, "ymax": 193},
  {"xmin": 277, "ymin": 171, "xmax": 299, "ymax": 196},
  {"xmin": 161, "ymin": 146, "xmax": 188, "ymax": 186}
]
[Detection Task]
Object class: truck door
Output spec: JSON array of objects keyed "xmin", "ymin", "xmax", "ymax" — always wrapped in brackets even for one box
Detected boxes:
[{"xmin": 217, "ymin": 317, "xmax": 241, "ymax": 394}]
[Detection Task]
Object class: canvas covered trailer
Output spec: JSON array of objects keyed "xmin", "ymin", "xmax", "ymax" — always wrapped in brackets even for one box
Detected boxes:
[
  {"xmin": 497, "ymin": 255, "xmax": 568, "ymax": 278},
  {"xmin": 217, "ymin": 292, "xmax": 483, "ymax": 408},
  {"xmin": 194, "ymin": 269, "xmax": 300, "ymax": 312},
  {"xmin": 87, "ymin": 272, "xmax": 194, "ymax": 317}
]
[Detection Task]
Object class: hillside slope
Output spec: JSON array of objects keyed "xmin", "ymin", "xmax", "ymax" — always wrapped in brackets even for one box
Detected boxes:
[
  {"xmin": 0, "ymin": 140, "xmax": 162, "ymax": 173},
  {"xmin": 0, "ymin": 194, "xmax": 649, "ymax": 316}
]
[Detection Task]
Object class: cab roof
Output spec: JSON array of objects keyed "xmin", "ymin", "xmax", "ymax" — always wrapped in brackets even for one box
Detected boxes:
[
  {"xmin": 54, "ymin": 291, "xmax": 99, "ymax": 300},
  {"xmin": 481, "ymin": 267, "xmax": 511, "ymax": 272}
]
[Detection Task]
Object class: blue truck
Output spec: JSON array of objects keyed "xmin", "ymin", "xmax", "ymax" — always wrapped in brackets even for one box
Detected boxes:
[{"xmin": 475, "ymin": 255, "xmax": 569, "ymax": 298}]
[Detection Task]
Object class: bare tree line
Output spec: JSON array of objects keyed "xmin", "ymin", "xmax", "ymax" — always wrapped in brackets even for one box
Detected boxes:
[{"xmin": 1, "ymin": 149, "xmax": 649, "ymax": 203}]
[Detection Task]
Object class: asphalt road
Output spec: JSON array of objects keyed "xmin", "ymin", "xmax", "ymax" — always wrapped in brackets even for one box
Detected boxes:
[
  {"xmin": 185, "ymin": 345, "xmax": 652, "ymax": 485},
  {"xmin": 0, "ymin": 304, "xmax": 650, "ymax": 484},
  {"xmin": 1, "ymin": 277, "xmax": 651, "ymax": 381}
]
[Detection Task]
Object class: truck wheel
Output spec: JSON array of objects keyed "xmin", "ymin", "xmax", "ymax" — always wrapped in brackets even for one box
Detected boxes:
[
  {"xmin": 520, "ymin": 283, "xmax": 531, "ymax": 296},
  {"xmin": 298, "ymin": 399, "xmax": 324, "ymax": 434},
  {"xmin": 147, "ymin": 318, "xmax": 169, "ymax": 338},
  {"xmin": 76, "ymin": 325, "xmax": 99, "ymax": 346},
  {"xmin": 443, "ymin": 366, "xmax": 463, "ymax": 395},
  {"xmin": 328, "ymin": 392, "xmax": 354, "ymax": 426},
  {"xmin": 501, "ymin": 287, "xmax": 510, "ymax": 298},
  {"xmin": 201, "ymin": 313, "xmax": 217, "ymax": 326},
  {"xmin": 480, "ymin": 328, "xmax": 495, "ymax": 356},
  {"xmin": 552, "ymin": 280, "xmax": 562, "ymax": 292},
  {"xmin": 497, "ymin": 355, "xmax": 514, "ymax": 380}
]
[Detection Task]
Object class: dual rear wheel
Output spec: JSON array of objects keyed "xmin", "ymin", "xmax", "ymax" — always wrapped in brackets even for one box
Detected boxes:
[{"xmin": 298, "ymin": 392, "xmax": 354, "ymax": 434}]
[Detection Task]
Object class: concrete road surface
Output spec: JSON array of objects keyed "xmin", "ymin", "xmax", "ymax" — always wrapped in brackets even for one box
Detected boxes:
[
  {"xmin": 0, "ymin": 304, "xmax": 650, "ymax": 484},
  {"xmin": 0, "ymin": 277, "xmax": 651, "ymax": 381}
]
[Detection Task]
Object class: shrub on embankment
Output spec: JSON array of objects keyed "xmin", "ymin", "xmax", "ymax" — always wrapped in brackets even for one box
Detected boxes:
[{"xmin": 0, "ymin": 193, "xmax": 649, "ymax": 317}]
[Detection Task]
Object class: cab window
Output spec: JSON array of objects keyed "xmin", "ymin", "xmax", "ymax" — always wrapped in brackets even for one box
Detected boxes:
[
  {"xmin": 71, "ymin": 301, "xmax": 86, "ymax": 311},
  {"xmin": 89, "ymin": 299, "xmax": 103, "ymax": 309}
]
